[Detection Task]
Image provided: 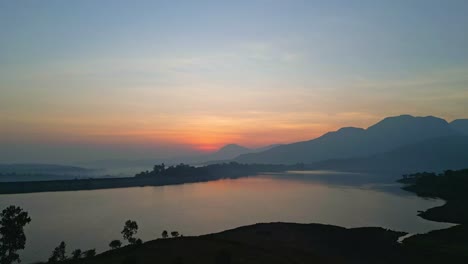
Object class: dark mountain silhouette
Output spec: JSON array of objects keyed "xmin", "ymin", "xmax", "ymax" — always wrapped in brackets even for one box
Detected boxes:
[
  {"xmin": 235, "ymin": 115, "xmax": 458, "ymax": 164},
  {"xmin": 254, "ymin": 143, "xmax": 283, "ymax": 152},
  {"xmin": 450, "ymin": 119, "xmax": 468, "ymax": 135},
  {"xmin": 201, "ymin": 143, "xmax": 282, "ymax": 164},
  {"xmin": 176, "ymin": 143, "xmax": 280, "ymax": 164},
  {"xmin": 205, "ymin": 144, "xmax": 252, "ymax": 161},
  {"xmin": 310, "ymin": 135, "xmax": 468, "ymax": 174}
]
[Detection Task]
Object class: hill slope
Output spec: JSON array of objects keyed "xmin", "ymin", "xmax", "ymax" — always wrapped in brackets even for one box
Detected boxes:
[
  {"xmin": 310, "ymin": 135, "xmax": 468, "ymax": 173},
  {"xmin": 235, "ymin": 115, "xmax": 457, "ymax": 164},
  {"xmin": 204, "ymin": 144, "xmax": 252, "ymax": 161},
  {"xmin": 61, "ymin": 223, "xmax": 405, "ymax": 264},
  {"xmin": 450, "ymin": 119, "xmax": 468, "ymax": 135}
]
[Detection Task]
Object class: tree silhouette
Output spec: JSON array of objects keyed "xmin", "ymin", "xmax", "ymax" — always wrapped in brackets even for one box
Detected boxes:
[
  {"xmin": 71, "ymin": 249, "xmax": 82, "ymax": 260},
  {"xmin": 48, "ymin": 241, "xmax": 67, "ymax": 262},
  {"xmin": 153, "ymin": 163, "xmax": 166, "ymax": 175},
  {"xmin": 122, "ymin": 220, "xmax": 139, "ymax": 245},
  {"xmin": 0, "ymin": 206, "xmax": 31, "ymax": 264},
  {"xmin": 171, "ymin": 231, "xmax": 180, "ymax": 238},
  {"xmin": 109, "ymin": 239, "xmax": 122, "ymax": 250},
  {"xmin": 161, "ymin": 230, "xmax": 168, "ymax": 239},
  {"xmin": 82, "ymin": 249, "xmax": 96, "ymax": 258}
]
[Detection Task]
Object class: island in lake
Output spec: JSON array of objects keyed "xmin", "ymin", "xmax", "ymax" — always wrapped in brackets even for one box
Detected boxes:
[{"xmin": 0, "ymin": 163, "xmax": 301, "ymax": 194}]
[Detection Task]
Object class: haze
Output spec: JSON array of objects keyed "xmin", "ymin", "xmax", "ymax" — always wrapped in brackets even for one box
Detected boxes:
[{"xmin": 1, "ymin": 0, "xmax": 468, "ymax": 163}]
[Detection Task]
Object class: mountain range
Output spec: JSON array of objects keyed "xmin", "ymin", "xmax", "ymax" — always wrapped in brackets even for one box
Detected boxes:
[
  {"xmin": 310, "ymin": 135, "xmax": 468, "ymax": 173},
  {"xmin": 201, "ymin": 143, "xmax": 280, "ymax": 162},
  {"xmin": 231, "ymin": 115, "xmax": 468, "ymax": 173},
  {"xmin": 13, "ymin": 115, "xmax": 467, "ymax": 176},
  {"xmin": 78, "ymin": 143, "xmax": 280, "ymax": 175}
]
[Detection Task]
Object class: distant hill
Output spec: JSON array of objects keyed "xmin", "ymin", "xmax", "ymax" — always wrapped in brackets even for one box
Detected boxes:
[
  {"xmin": 79, "ymin": 144, "xmax": 281, "ymax": 173},
  {"xmin": 253, "ymin": 144, "xmax": 283, "ymax": 152},
  {"xmin": 0, "ymin": 163, "xmax": 99, "ymax": 182},
  {"xmin": 235, "ymin": 115, "xmax": 459, "ymax": 164},
  {"xmin": 202, "ymin": 143, "xmax": 281, "ymax": 163},
  {"xmin": 450, "ymin": 119, "xmax": 468, "ymax": 135},
  {"xmin": 0, "ymin": 163, "xmax": 93, "ymax": 175},
  {"xmin": 205, "ymin": 144, "xmax": 252, "ymax": 161},
  {"xmin": 168, "ymin": 143, "xmax": 280, "ymax": 165},
  {"xmin": 310, "ymin": 135, "xmax": 468, "ymax": 174}
]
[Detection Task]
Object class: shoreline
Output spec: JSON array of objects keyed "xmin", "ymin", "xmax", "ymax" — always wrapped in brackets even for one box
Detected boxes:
[{"xmin": 0, "ymin": 163, "xmax": 299, "ymax": 195}]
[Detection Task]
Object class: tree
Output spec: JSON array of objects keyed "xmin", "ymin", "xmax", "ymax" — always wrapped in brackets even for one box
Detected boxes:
[
  {"xmin": 135, "ymin": 239, "xmax": 143, "ymax": 245},
  {"xmin": 171, "ymin": 231, "xmax": 180, "ymax": 238},
  {"xmin": 82, "ymin": 249, "xmax": 96, "ymax": 258},
  {"xmin": 161, "ymin": 230, "xmax": 168, "ymax": 239},
  {"xmin": 109, "ymin": 240, "xmax": 122, "ymax": 250},
  {"xmin": 153, "ymin": 163, "xmax": 166, "ymax": 175},
  {"xmin": 71, "ymin": 249, "xmax": 82, "ymax": 260},
  {"xmin": 0, "ymin": 206, "xmax": 31, "ymax": 264},
  {"xmin": 122, "ymin": 220, "xmax": 139, "ymax": 245},
  {"xmin": 48, "ymin": 241, "xmax": 67, "ymax": 263}
]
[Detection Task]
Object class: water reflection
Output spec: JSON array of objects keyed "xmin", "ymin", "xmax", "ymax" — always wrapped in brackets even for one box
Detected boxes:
[{"xmin": 270, "ymin": 171, "xmax": 414, "ymax": 196}]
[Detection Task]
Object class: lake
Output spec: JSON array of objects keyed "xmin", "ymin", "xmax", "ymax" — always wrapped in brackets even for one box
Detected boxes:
[{"xmin": 0, "ymin": 171, "xmax": 453, "ymax": 263}]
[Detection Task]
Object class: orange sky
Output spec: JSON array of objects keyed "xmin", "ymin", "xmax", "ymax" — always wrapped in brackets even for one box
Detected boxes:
[{"xmin": 1, "ymin": 1, "xmax": 468, "ymax": 163}]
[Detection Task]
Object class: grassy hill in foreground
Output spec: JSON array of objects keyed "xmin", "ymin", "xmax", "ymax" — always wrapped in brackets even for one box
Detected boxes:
[
  {"xmin": 58, "ymin": 223, "xmax": 405, "ymax": 264},
  {"xmin": 55, "ymin": 222, "xmax": 468, "ymax": 264}
]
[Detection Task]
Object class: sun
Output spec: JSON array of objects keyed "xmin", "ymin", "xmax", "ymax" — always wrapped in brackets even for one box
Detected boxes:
[{"xmin": 194, "ymin": 144, "xmax": 220, "ymax": 153}]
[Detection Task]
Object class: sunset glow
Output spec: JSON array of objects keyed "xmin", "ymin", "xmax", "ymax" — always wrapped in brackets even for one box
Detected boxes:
[{"xmin": 1, "ymin": 1, "xmax": 467, "ymax": 163}]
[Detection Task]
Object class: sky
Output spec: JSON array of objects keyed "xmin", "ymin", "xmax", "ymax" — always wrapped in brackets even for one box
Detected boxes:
[{"xmin": 1, "ymin": 0, "xmax": 468, "ymax": 163}]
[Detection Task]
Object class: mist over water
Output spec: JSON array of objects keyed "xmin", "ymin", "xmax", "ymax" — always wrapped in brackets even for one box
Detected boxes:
[{"xmin": 0, "ymin": 172, "xmax": 452, "ymax": 263}]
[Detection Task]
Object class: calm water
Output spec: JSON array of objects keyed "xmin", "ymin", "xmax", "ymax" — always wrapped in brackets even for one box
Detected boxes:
[{"xmin": 0, "ymin": 172, "xmax": 452, "ymax": 263}]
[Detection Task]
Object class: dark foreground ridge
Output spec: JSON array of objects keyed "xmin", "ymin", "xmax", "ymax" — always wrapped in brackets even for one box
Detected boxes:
[
  {"xmin": 46, "ymin": 223, "xmax": 466, "ymax": 264},
  {"xmin": 0, "ymin": 163, "xmax": 299, "ymax": 194},
  {"xmin": 56, "ymin": 223, "xmax": 405, "ymax": 264}
]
